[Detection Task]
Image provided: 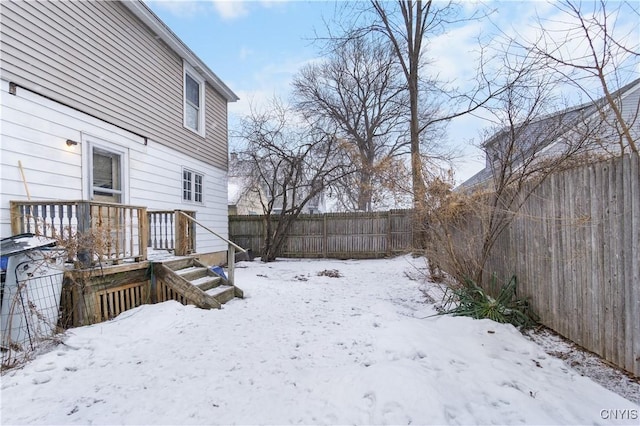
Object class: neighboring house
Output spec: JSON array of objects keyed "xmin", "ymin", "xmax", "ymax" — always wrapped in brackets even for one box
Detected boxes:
[
  {"xmin": 227, "ymin": 176, "xmax": 326, "ymax": 216},
  {"xmin": 301, "ymin": 191, "xmax": 325, "ymax": 215},
  {"xmin": 0, "ymin": 1, "xmax": 238, "ymax": 263},
  {"xmin": 460, "ymin": 78, "xmax": 640, "ymax": 190},
  {"xmin": 228, "ymin": 176, "xmax": 264, "ymax": 216},
  {"xmin": 227, "ymin": 153, "xmax": 326, "ymax": 216}
]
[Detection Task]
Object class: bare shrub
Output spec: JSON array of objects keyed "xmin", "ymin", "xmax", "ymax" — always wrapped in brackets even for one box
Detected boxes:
[{"xmin": 56, "ymin": 225, "xmax": 114, "ymax": 268}]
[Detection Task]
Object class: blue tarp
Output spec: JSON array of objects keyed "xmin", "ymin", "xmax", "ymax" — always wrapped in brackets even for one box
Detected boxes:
[{"xmin": 210, "ymin": 266, "xmax": 227, "ymax": 280}]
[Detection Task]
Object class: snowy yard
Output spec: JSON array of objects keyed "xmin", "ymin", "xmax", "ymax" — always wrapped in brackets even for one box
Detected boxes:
[{"xmin": 2, "ymin": 255, "xmax": 638, "ymax": 425}]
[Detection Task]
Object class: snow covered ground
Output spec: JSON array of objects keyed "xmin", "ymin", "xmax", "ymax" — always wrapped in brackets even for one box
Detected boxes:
[{"xmin": 2, "ymin": 255, "xmax": 638, "ymax": 425}]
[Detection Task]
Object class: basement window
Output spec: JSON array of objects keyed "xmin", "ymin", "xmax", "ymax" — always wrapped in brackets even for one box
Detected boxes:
[{"xmin": 183, "ymin": 169, "xmax": 204, "ymax": 204}]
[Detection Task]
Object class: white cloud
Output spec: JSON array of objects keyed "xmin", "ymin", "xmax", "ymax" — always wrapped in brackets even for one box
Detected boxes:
[
  {"xmin": 238, "ymin": 46, "xmax": 254, "ymax": 60},
  {"xmin": 227, "ymin": 55, "xmax": 322, "ymax": 131},
  {"xmin": 150, "ymin": 0, "xmax": 283, "ymax": 21},
  {"xmin": 259, "ymin": 0, "xmax": 289, "ymax": 9},
  {"xmin": 212, "ymin": 0, "xmax": 249, "ymax": 20},
  {"xmin": 507, "ymin": 1, "xmax": 640, "ymax": 99},
  {"xmin": 147, "ymin": 0, "xmax": 206, "ymax": 18},
  {"xmin": 229, "ymin": 88, "xmax": 279, "ymax": 119},
  {"xmin": 426, "ymin": 20, "xmax": 485, "ymax": 86}
]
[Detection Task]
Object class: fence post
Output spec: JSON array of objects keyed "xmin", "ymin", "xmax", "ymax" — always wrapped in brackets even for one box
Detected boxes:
[
  {"xmin": 175, "ymin": 210, "xmax": 187, "ymax": 256},
  {"xmin": 387, "ymin": 210, "xmax": 392, "ymax": 256},
  {"xmin": 146, "ymin": 211, "xmax": 152, "ymax": 248},
  {"xmin": 138, "ymin": 207, "xmax": 148, "ymax": 261},
  {"xmin": 76, "ymin": 202, "xmax": 92, "ymax": 267},
  {"xmin": 323, "ymin": 213, "xmax": 328, "ymax": 258},
  {"xmin": 10, "ymin": 202, "xmax": 21, "ymax": 235},
  {"xmin": 76, "ymin": 202, "xmax": 91, "ymax": 234},
  {"xmin": 150, "ymin": 263, "xmax": 157, "ymax": 304}
]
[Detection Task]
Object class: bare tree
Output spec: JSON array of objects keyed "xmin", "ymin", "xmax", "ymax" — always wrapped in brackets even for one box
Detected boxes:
[
  {"xmin": 345, "ymin": 1, "xmax": 502, "ymax": 211},
  {"xmin": 235, "ymin": 99, "xmax": 354, "ymax": 262},
  {"xmin": 522, "ymin": 0, "xmax": 640, "ymax": 153},
  {"xmin": 367, "ymin": 0, "xmax": 455, "ymax": 211},
  {"xmin": 292, "ymin": 36, "xmax": 410, "ymax": 211},
  {"xmin": 425, "ymin": 48, "xmax": 609, "ymax": 285}
]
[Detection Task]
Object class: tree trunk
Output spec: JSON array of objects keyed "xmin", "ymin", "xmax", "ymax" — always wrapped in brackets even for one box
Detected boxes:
[{"xmin": 357, "ymin": 169, "xmax": 373, "ymax": 211}]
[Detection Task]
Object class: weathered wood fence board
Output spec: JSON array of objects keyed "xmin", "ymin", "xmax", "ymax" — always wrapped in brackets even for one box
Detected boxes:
[
  {"xmin": 458, "ymin": 154, "xmax": 639, "ymax": 376},
  {"xmin": 229, "ymin": 209, "xmax": 414, "ymax": 259}
]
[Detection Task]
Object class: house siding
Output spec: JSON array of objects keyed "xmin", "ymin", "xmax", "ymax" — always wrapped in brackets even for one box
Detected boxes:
[
  {"xmin": 619, "ymin": 82, "xmax": 640, "ymax": 140},
  {"xmin": 0, "ymin": 79, "xmax": 228, "ymax": 253},
  {"xmin": 0, "ymin": 0, "xmax": 229, "ymax": 171}
]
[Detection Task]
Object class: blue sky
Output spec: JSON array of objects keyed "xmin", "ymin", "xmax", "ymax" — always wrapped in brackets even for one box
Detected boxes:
[
  {"xmin": 147, "ymin": 0, "xmax": 640, "ymax": 183},
  {"xmin": 147, "ymin": 1, "xmax": 340, "ymax": 114}
]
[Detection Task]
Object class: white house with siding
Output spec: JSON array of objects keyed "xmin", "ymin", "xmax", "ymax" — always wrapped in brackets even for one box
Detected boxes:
[{"xmin": 0, "ymin": 0, "xmax": 238, "ymax": 263}]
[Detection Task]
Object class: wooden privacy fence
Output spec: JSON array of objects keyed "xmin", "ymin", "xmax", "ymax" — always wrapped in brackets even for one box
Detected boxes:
[
  {"xmin": 229, "ymin": 209, "xmax": 414, "ymax": 259},
  {"xmin": 450, "ymin": 154, "xmax": 639, "ymax": 376}
]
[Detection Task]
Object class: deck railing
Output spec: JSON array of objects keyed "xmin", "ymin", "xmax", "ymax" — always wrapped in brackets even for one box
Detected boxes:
[
  {"xmin": 10, "ymin": 200, "xmax": 147, "ymax": 264},
  {"xmin": 147, "ymin": 210, "xmax": 196, "ymax": 256},
  {"xmin": 10, "ymin": 202, "xmax": 244, "ymax": 280}
]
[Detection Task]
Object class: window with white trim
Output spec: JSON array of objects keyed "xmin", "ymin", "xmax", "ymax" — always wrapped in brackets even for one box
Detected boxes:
[
  {"xmin": 91, "ymin": 147, "xmax": 123, "ymax": 203},
  {"xmin": 183, "ymin": 168, "xmax": 204, "ymax": 204},
  {"xmin": 183, "ymin": 62, "xmax": 206, "ymax": 136}
]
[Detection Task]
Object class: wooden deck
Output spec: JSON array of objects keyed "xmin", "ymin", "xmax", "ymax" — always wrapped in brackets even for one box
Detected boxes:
[
  {"xmin": 60, "ymin": 257, "xmax": 242, "ymax": 328},
  {"xmin": 8, "ymin": 199, "xmax": 246, "ymax": 329}
]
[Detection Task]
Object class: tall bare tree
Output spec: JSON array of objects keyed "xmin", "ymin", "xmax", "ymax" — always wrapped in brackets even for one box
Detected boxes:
[
  {"xmin": 235, "ymin": 99, "xmax": 354, "ymax": 262},
  {"xmin": 367, "ymin": 0, "xmax": 453, "ymax": 210},
  {"xmin": 319, "ymin": 0, "xmax": 507, "ymax": 236},
  {"xmin": 292, "ymin": 36, "xmax": 409, "ymax": 211}
]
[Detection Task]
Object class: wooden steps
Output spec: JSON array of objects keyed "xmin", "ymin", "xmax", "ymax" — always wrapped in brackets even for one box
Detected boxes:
[
  {"xmin": 154, "ymin": 257, "xmax": 243, "ymax": 309},
  {"xmin": 206, "ymin": 285, "xmax": 236, "ymax": 304}
]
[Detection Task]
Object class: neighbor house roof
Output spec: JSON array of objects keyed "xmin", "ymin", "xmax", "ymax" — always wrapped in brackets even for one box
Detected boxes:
[
  {"xmin": 123, "ymin": 1, "xmax": 239, "ymax": 103},
  {"xmin": 482, "ymin": 77, "xmax": 640, "ymax": 151},
  {"xmin": 459, "ymin": 77, "xmax": 640, "ymax": 190}
]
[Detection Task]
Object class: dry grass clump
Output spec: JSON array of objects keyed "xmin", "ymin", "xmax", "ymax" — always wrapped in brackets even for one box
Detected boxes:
[{"xmin": 317, "ymin": 269, "xmax": 342, "ymax": 278}]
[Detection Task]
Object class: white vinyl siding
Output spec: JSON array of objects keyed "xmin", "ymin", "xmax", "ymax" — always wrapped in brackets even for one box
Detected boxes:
[
  {"xmin": 0, "ymin": 0, "xmax": 229, "ymax": 171},
  {"xmin": 0, "ymin": 79, "xmax": 228, "ymax": 253}
]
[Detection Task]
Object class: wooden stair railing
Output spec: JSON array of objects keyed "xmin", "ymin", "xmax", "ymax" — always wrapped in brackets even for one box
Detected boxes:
[
  {"xmin": 175, "ymin": 210, "xmax": 247, "ymax": 288},
  {"xmin": 153, "ymin": 263, "xmax": 222, "ymax": 309}
]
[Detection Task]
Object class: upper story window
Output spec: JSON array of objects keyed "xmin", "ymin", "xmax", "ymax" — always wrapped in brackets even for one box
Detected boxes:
[
  {"xmin": 183, "ymin": 62, "xmax": 206, "ymax": 137},
  {"xmin": 183, "ymin": 168, "xmax": 204, "ymax": 204}
]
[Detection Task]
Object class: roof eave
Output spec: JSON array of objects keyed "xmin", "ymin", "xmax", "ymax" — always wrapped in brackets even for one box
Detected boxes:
[
  {"xmin": 122, "ymin": 1, "xmax": 239, "ymax": 103},
  {"xmin": 481, "ymin": 77, "xmax": 640, "ymax": 149}
]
